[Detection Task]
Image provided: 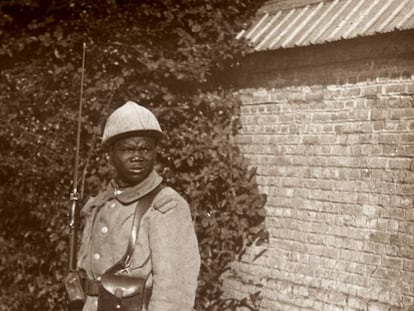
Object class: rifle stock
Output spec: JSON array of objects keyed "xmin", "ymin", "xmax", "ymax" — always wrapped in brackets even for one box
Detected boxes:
[
  {"xmin": 68, "ymin": 192, "xmax": 80, "ymax": 270},
  {"xmin": 65, "ymin": 192, "xmax": 85, "ymax": 310}
]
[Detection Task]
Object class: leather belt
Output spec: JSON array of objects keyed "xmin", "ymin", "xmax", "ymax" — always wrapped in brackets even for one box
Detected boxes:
[
  {"xmin": 83, "ymin": 278, "xmax": 153, "ymax": 304},
  {"xmin": 84, "ymin": 279, "xmax": 100, "ymax": 296}
]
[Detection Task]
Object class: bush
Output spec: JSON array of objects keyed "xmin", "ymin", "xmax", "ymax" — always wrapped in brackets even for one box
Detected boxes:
[{"xmin": 0, "ymin": 1, "xmax": 266, "ymax": 310}]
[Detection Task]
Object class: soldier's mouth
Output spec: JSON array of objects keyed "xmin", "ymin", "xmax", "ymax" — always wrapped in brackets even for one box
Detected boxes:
[{"xmin": 129, "ymin": 167, "xmax": 145, "ymax": 173}]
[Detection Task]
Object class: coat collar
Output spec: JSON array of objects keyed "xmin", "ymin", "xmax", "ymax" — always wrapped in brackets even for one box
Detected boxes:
[{"xmin": 93, "ymin": 170, "xmax": 163, "ymax": 207}]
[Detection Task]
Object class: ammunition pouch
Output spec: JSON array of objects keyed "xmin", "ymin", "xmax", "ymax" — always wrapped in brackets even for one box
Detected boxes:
[{"xmin": 98, "ymin": 272, "xmax": 147, "ymax": 311}]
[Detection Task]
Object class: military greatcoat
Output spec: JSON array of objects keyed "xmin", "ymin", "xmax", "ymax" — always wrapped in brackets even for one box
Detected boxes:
[{"xmin": 77, "ymin": 170, "xmax": 200, "ymax": 311}]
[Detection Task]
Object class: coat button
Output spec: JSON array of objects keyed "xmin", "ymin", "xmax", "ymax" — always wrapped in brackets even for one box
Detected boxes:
[
  {"xmin": 93, "ymin": 253, "xmax": 100, "ymax": 260},
  {"xmin": 101, "ymin": 226, "xmax": 108, "ymax": 233}
]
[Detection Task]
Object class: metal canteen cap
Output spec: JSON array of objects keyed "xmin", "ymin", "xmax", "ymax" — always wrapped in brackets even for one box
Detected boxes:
[{"xmin": 102, "ymin": 101, "xmax": 163, "ymax": 146}]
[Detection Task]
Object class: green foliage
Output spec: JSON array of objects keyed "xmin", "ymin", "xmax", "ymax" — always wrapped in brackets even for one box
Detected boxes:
[{"xmin": 0, "ymin": 1, "xmax": 266, "ymax": 310}]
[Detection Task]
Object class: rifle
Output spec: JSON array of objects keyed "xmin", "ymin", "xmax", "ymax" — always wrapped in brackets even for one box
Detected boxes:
[{"xmin": 64, "ymin": 42, "xmax": 87, "ymax": 311}]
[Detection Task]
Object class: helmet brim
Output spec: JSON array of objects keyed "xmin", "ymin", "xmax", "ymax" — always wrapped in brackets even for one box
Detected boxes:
[{"xmin": 102, "ymin": 130, "xmax": 164, "ymax": 149}]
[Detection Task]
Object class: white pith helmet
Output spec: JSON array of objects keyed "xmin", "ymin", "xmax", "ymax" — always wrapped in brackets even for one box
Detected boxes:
[{"xmin": 102, "ymin": 101, "xmax": 163, "ymax": 146}]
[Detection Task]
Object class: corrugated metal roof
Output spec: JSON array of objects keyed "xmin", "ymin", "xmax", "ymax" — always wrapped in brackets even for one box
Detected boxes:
[{"xmin": 239, "ymin": 0, "xmax": 414, "ymax": 51}]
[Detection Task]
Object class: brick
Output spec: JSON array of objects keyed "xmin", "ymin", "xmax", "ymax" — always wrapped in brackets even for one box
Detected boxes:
[
  {"xmin": 307, "ymin": 233, "xmax": 325, "ymax": 244},
  {"xmin": 387, "ymin": 219, "xmax": 399, "ymax": 231},
  {"xmin": 360, "ymin": 253, "xmax": 382, "ymax": 265},
  {"xmin": 407, "ymin": 83, "xmax": 414, "ymax": 94},
  {"xmin": 303, "ymin": 135, "xmax": 321, "ymax": 145},
  {"xmin": 323, "ymin": 303, "xmax": 345, "ymax": 311},
  {"xmin": 385, "ymin": 84, "xmax": 408, "ymax": 94},
  {"xmin": 380, "ymin": 207, "xmax": 406, "ymax": 220},
  {"xmin": 372, "ymin": 266, "xmax": 400, "ymax": 280},
  {"xmin": 378, "ymin": 134, "xmax": 400, "ymax": 144},
  {"xmin": 345, "ymin": 262, "xmax": 366, "ymax": 275},
  {"xmin": 347, "ymin": 297, "xmax": 367, "ymax": 309},
  {"xmin": 373, "ymin": 120, "xmax": 385, "ymax": 131},
  {"xmin": 339, "ymin": 249, "xmax": 360, "ymax": 262},
  {"xmin": 374, "ymin": 219, "xmax": 389, "ymax": 231},
  {"xmin": 359, "ymin": 133, "xmax": 376, "ymax": 144},
  {"xmin": 371, "ymin": 109, "xmax": 386, "ymax": 120},
  {"xmin": 351, "ymin": 274, "xmax": 369, "ymax": 287},
  {"xmin": 399, "ymin": 221, "xmax": 414, "ymax": 234},
  {"xmin": 305, "ymin": 89, "xmax": 324, "ymax": 101},
  {"xmin": 382, "ymin": 256, "xmax": 403, "ymax": 270},
  {"xmin": 369, "ymin": 231, "xmax": 391, "ymax": 244},
  {"xmin": 390, "ymin": 233, "xmax": 414, "ymax": 247},
  {"xmin": 382, "ymin": 145, "xmax": 400, "ymax": 156},
  {"xmin": 363, "ymin": 240, "xmax": 388, "ymax": 254},
  {"xmin": 398, "ymin": 246, "xmax": 414, "ymax": 259},
  {"xmin": 403, "ymin": 259, "xmax": 414, "ymax": 272},
  {"xmin": 292, "ymin": 285, "xmax": 309, "ymax": 297},
  {"xmin": 368, "ymin": 302, "xmax": 390, "ymax": 311},
  {"xmin": 390, "ymin": 108, "xmax": 414, "ymax": 120},
  {"xmin": 306, "ymin": 244, "xmax": 339, "ymax": 258},
  {"xmin": 401, "ymin": 134, "xmax": 414, "ymax": 144},
  {"xmin": 286, "ymin": 91, "xmax": 305, "ymax": 101},
  {"xmin": 400, "ymin": 184, "xmax": 414, "ymax": 198},
  {"xmin": 342, "ymin": 87, "xmax": 361, "ymax": 97},
  {"xmin": 332, "ymin": 111, "xmax": 350, "ymax": 121},
  {"xmin": 361, "ymin": 205, "xmax": 380, "ymax": 217},
  {"xmin": 362, "ymin": 86, "xmax": 382, "ymax": 96}
]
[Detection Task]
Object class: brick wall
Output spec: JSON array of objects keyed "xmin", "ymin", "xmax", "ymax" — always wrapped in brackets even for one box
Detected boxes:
[{"xmin": 224, "ymin": 32, "xmax": 414, "ymax": 311}]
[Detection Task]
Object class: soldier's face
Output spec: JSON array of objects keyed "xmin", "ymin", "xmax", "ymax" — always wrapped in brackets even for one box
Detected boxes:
[{"xmin": 109, "ymin": 135, "xmax": 157, "ymax": 187}]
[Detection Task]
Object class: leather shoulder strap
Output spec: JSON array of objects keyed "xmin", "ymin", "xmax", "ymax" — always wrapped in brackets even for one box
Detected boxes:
[
  {"xmin": 105, "ymin": 184, "xmax": 164, "ymax": 274},
  {"xmin": 124, "ymin": 184, "xmax": 164, "ymax": 265}
]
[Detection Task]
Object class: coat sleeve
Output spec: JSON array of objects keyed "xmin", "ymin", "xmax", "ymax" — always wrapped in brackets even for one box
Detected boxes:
[{"xmin": 148, "ymin": 194, "xmax": 200, "ymax": 311}]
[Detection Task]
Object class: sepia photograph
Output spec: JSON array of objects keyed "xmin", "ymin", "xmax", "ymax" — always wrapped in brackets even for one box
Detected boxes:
[{"xmin": 0, "ymin": 0, "xmax": 413, "ymax": 310}]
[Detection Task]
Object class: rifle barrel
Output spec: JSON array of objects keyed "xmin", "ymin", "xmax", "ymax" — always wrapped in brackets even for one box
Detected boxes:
[
  {"xmin": 73, "ymin": 42, "xmax": 86, "ymax": 194},
  {"xmin": 68, "ymin": 42, "xmax": 86, "ymax": 273}
]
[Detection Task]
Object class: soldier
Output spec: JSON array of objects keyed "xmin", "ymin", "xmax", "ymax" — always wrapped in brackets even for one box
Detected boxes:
[{"xmin": 76, "ymin": 100, "xmax": 200, "ymax": 311}]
